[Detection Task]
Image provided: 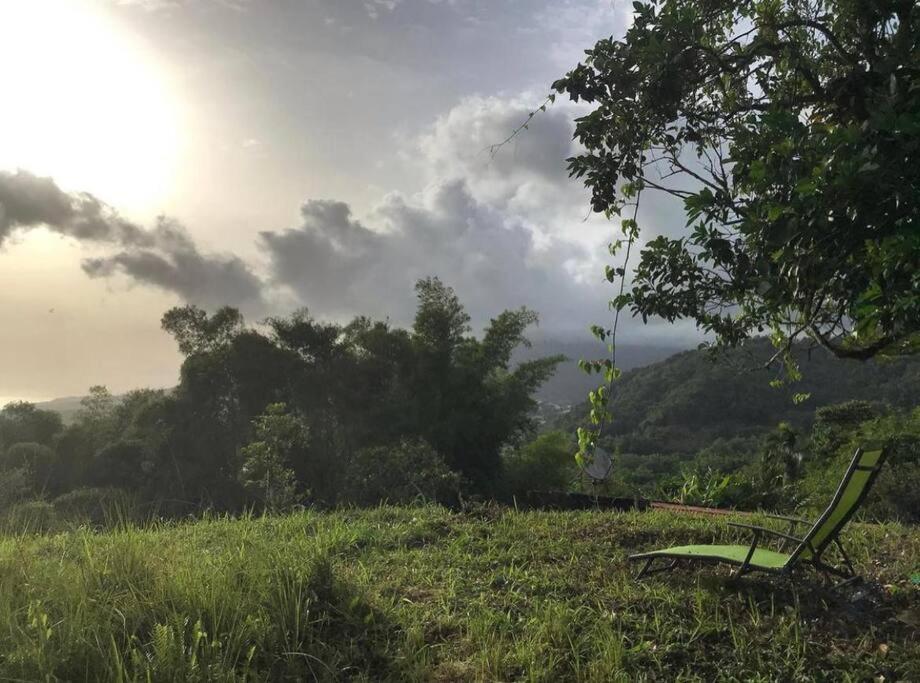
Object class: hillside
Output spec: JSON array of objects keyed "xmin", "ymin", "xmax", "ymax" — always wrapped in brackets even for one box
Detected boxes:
[
  {"xmin": 2, "ymin": 506, "xmax": 918, "ymax": 681},
  {"xmin": 32, "ymin": 396, "xmax": 91, "ymax": 424},
  {"xmin": 513, "ymin": 338, "xmax": 683, "ymax": 406},
  {"xmin": 562, "ymin": 339, "xmax": 920, "ymax": 454}
]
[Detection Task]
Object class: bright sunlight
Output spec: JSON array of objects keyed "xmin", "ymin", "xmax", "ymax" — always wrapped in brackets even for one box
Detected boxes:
[{"xmin": 0, "ymin": 0, "xmax": 183, "ymax": 215}]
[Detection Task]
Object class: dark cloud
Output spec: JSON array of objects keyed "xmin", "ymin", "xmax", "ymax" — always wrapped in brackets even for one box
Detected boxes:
[
  {"xmin": 0, "ymin": 170, "xmax": 265, "ymax": 311},
  {"xmin": 226, "ymin": 77, "xmax": 693, "ymax": 337},
  {"xmin": 0, "ymin": 170, "xmax": 150, "ymax": 247},
  {"xmin": 260, "ymin": 179, "xmax": 603, "ymax": 334},
  {"xmin": 81, "ymin": 218, "xmax": 264, "ymax": 310}
]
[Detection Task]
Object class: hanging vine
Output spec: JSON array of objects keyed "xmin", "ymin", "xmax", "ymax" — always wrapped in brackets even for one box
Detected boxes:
[{"xmin": 575, "ymin": 184, "xmax": 641, "ymax": 468}]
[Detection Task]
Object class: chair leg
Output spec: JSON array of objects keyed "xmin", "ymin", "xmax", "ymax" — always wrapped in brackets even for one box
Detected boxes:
[
  {"xmin": 636, "ymin": 557, "xmax": 654, "ymax": 580},
  {"xmin": 830, "ymin": 574, "xmax": 862, "ymax": 592},
  {"xmin": 635, "ymin": 558, "xmax": 679, "ymax": 580},
  {"xmin": 833, "ymin": 539, "xmax": 856, "ymax": 577}
]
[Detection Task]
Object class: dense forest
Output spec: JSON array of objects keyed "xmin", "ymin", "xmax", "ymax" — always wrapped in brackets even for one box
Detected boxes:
[
  {"xmin": 0, "ymin": 278, "xmax": 563, "ymax": 521},
  {"xmin": 561, "ymin": 340, "xmax": 920, "ymax": 454},
  {"xmin": 557, "ymin": 343, "xmax": 920, "ymax": 520}
]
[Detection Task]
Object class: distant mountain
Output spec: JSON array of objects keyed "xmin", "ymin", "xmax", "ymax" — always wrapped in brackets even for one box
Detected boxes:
[
  {"xmin": 513, "ymin": 337, "xmax": 685, "ymax": 406},
  {"xmin": 560, "ymin": 339, "xmax": 920, "ymax": 455},
  {"xmin": 33, "ymin": 396, "xmax": 89, "ymax": 424}
]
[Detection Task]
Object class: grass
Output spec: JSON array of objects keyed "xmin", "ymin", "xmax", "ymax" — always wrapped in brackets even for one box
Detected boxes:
[{"xmin": 0, "ymin": 506, "xmax": 918, "ymax": 681}]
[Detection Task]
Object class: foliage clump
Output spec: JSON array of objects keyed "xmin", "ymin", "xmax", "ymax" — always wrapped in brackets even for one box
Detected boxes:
[
  {"xmin": 239, "ymin": 403, "xmax": 305, "ymax": 512},
  {"xmin": 343, "ymin": 438, "xmax": 460, "ymax": 506},
  {"xmin": 553, "ymin": 0, "xmax": 920, "ymax": 363},
  {"xmin": 502, "ymin": 431, "xmax": 576, "ymax": 499},
  {"xmin": 800, "ymin": 406, "xmax": 920, "ymax": 522}
]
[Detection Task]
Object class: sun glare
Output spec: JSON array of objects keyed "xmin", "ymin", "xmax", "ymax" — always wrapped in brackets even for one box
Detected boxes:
[{"xmin": 0, "ymin": 0, "xmax": 183, "ymax": 216}]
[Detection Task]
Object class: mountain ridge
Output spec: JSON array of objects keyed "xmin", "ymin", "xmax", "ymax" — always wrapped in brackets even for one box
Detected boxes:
[{"xmin": 560, "ymin": 338, "xmax": 920, "ymax": 454}]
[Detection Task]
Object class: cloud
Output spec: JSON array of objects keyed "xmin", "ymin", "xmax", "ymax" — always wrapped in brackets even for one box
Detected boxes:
[
  {"xmin": 533, "ymin": 0, "xmax": 635, "ymax": 68},
  {"xmin": 0, "ymin": 89, "xmax": 697, "ymax": 344},
  {"xmin": 415, "ymin": 93, "xmax": 598, "ymax": 242},
  {"xmin": 82, "ymin": 218, "xmax": 265, "ymax": 311},
  {"xmin": 260, "ymin": 180, "xmax": 599, "ymax": 334},
  {"xmin": 364, "ymin": 0, "xmax": 402, "ymax": 20},
  {"xmin": 0, "ymin": 170, "xmax": 265, "ymax": 312},
  {"xmin": 113, "ymin": 0, "xmax": 250, "ymax": 11},
  {"xmin": 0, "ymin": 170, "xmax": 150, "ymax": 247},
  {"xmin": 257, "ymin": 92, "xmax": 698, "ymax": 342},
  {"xmin": 255, "ymin": 95, "xmax": 605, "ymax": 332},
  {"xmin": 419, "ymin": 94, "xmax": 579, "ymax": 199}
]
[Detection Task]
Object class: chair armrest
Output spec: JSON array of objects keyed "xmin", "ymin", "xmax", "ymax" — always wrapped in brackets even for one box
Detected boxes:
[
  {"xmin": 764, "ymin": 513, "xmax": 812, "ymax": 526},
  {"xmin": 727, "ymin": 522, "xmax": 805, "ymax": 546}
]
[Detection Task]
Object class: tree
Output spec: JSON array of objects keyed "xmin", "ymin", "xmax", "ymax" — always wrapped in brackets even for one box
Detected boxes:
[
  {"xmin": 0, "ymin": 442, "xmax": 57, "ymax": 495},
  {"xmin": 413, "ymin": 277, "xmax": 471, "ymax": 356},
  {"xmin": 553, "ymin": 0, "xmax": 919, "ymax": 363},
  {"xmin": 77, "ymin": 386, "xmax": 117, "ymax": 441},
  {"xmin": 238, "ymin": 403, "xmax": 306, "ymax": 511},
  {"xmin": 161, "ymin": 305, "xmax": 245, "ymax": 356},
  {"xmin": 266, "ymin": 310, "xmax": 357, "ymax": 500},
  {"xmin": 409, "ymin": 278, "xmax": 563, "ymax": 488},
  {"xmin": 0, "ymin": 402, "xmax": 63, "ymax": 450}
]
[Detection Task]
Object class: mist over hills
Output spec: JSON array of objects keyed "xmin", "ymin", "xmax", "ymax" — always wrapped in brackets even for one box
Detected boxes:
[
  {"xmin": 32, "ymin": 396, "xmax": 94, "ymax": 424},
  {"xmin": 513, "ymin": 337, "xmax": 685, "ymax": 406}
]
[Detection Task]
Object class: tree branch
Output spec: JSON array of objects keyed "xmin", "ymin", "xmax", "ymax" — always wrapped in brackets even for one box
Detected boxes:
[{"xmin": 806, "ymin": 325, "xmax": 897, "ymax": 360}]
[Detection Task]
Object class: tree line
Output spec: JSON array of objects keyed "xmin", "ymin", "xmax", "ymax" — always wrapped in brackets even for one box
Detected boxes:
[{"xmin": 0, "ymin": 278, "xmax": 563, "ymax": 518}]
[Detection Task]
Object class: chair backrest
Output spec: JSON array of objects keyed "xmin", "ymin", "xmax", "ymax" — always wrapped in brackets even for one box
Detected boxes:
[{"xmin": 792, "ymin": 443, "xmax": 888, "ymax": 562}]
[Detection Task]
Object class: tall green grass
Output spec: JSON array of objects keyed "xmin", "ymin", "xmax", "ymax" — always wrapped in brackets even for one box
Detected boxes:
[{"xmin": 0, "ymin": 507, "xmax": 917, "ymax": 681}]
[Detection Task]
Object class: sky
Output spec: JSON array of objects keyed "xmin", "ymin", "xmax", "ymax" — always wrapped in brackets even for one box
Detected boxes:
[{"xmin": 0, "ymin": 0, "xmax": 700, "ymax": 405}]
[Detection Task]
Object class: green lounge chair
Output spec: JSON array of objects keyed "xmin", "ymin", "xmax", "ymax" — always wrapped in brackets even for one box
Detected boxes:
[{"xmin": 630, "ymin": 444, "xmax": 888, "ymax": 586}]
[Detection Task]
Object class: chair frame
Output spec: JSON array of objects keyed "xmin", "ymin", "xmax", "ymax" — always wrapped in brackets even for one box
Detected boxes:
[{"xmin": 632, "ymin": 444, "xmax": 888, "ymax": 587}]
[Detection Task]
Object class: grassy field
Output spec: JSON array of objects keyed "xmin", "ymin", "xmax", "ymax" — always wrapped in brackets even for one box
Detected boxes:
[{"xmin": 0, "ymin": 506, "xmax": 918, "ymax": 682}]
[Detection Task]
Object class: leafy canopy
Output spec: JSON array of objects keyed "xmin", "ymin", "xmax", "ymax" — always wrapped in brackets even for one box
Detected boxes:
[{"xmin": 553, "ymin": 0, "xmax": 919, "ymax": 361}]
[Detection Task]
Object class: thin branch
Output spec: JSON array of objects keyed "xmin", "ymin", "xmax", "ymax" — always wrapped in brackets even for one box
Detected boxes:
[
  {"xmin": 773, "ymin": 19, "xmax": 860, "ymax": 65},
  {"xmin": 487, "ymin": 94, "xmax": 555, "ymax": 159}
]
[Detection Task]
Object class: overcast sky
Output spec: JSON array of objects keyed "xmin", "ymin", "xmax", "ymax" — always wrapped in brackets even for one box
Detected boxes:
[{"xmin": 0, "ymin": 0, "xmax": 700, "ymax": 404}]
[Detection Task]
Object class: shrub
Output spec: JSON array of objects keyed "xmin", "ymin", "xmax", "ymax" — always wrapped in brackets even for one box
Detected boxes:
[
  {"xmin": 239, "ymin": 403, "xmax": 305, "ymax": 512},
  {"xmin": 52, "ymin": 487, "xmax": 137, "ymax": 527},
  {"xmin": 502, "ymin": 431, "xmax": 576, "ymax": 498},
  {"xmin": 870, "ymin": 458, "xmax": 920, "ymax": 523},
  {"xmin": 666, "ymin": 468, "xmax": 733, "ymax": 507},
  {"xmin": 851, "ymin": 422, "xmax": 920, "ymax": 523},
  {"xmin": 810, "ymin": 400, "xmax": 880, "ymax": 460},
  {"xmin": 343, "ymin": 438, "xmax": 460, "ymax": 506},
  {"xmin": 0, "ymin": 442, "xmax": 57, "ymax": 493},
  {"xmin": 1, "ymin": 500, "xmax": 58, "ymax": 534},
  {"xmin": 798, "ymin": 407, "xmax": 920, "ymax": 522},
  {"xmin": 0, "ymin": 466, "xmax": 32, "ymax": 512}
]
